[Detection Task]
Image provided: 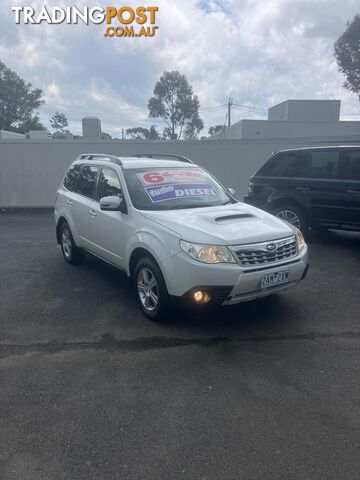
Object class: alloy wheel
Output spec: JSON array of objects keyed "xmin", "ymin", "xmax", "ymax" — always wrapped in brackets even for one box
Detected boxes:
[
  {"xmin": 137, "ymin": 267, "xmax": 159, "ymax": 311},
  {"xmin": 62, "ymin": 228, "xmax": 72, "ymax": 259},
  {"xmin": 275, "ymin": 209, "xmax": 301, "ymax": 228}
]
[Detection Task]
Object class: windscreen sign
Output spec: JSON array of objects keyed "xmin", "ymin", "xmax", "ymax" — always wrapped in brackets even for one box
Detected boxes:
[{"xmin": 137, "ymin": 170, "xmax": 218, "ymax": 203}]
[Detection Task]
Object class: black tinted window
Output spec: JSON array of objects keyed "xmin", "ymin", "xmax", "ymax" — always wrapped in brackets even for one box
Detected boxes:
[
  {"xmin": 63, "ymin": 164, "xmax": 81, "ymax": 192},
  {"xmin": 258, "ymin": 151, "xmax": 308, "ymax": 177},
  {"xmin": 76, "ymin": 166, "xmax": 98, "ymax": 198},
  {"xmin": 309, "ymin": 151, "xmax": 339, "ymax": 179},
  {"xmin": 98, "ymin": 168, "xmax": 122, "ymax": 199},
  {"xmin": 343, "ymin": 150, "xmax": 360, "ymax": 180}
]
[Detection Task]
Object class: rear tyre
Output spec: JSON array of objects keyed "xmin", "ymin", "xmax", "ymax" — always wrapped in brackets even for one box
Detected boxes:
[
  {"xmin": 134, "ymin": 257, "xmax": 171, "ymax": 322},
  {"xmin": 272, "ymin": 203, "xmax": 308, "ymax": 233},
  {"xmin": 60, "ymin": 222, "xmax": 84, "ymax": 265}
]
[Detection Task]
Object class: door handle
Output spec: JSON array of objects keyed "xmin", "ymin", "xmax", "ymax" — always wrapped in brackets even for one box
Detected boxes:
[
  {"xmin": 89, "ymin": 209, "xmax": 97, "ymax": 217},
  {"xmin": 296, "ymin": 186, "xmax": 310, "ymax": 191},
  {"xmin": 66, "ymin": 200, "xmax": 72, "ymax": 206},
  {"xmin": 347, "ymin": 189, "xmax": 360, "ymax": 194}
]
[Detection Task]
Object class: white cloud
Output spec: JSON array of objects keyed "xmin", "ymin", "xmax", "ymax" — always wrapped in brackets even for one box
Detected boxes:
[
  {"xmin": 43, "ymin": 82, "xmax": 63, "ymax": 105},
  {"xmin": 0, "ymin": 0, "xmax": 359, "ymax": 135}
]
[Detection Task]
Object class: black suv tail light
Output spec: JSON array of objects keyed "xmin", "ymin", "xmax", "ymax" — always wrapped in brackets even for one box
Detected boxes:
[{"xmin": 248, "ymin": 181, "xmax": 254, "ymax": 196}]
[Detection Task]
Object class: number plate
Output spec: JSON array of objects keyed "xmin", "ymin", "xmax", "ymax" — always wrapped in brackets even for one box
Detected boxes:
[{"xmin": 260, "ymin": 271, "xmax": 289, "ymax": 288}]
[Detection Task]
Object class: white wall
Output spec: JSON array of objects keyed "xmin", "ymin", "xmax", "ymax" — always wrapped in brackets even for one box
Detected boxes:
[
  {"xmin": 209, "ymin": 119, "xmax": 360, "ymax": 140},
  {"xmin": 240, "ymin": 120, "xmax": 360, "ymax": 139},
  {"xmin": 28, "ymin": 130, "xmax": 52, "ymax": 140},
  {"xmin": 0, "ymin": 130, "xmax": 25, "ymax": 140},
  {"xmin": 0, "ymin": 136, "xmax": 359, "ymax": 207},
  {"xmin": 268, "ymin": 100, "xmax": 341, "ymax": 122}
]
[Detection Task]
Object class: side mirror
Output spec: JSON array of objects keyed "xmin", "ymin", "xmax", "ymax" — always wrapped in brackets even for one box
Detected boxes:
[
  {"xmin": 100, "ymin": 195, "xmax": 124, "ymax": 211},
  {"xmin": 227, "ymin": 187, "xmax": 237, "ymax": 197}
]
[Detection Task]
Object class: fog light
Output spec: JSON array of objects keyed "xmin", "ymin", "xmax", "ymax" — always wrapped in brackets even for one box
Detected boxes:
[
  {"xmin": 193, "ymin": 290, "xmax": 211, "ymax": 304},
  {"xmin": 194, "ymin": 290, "xmax": 204, "ymax": 302}
]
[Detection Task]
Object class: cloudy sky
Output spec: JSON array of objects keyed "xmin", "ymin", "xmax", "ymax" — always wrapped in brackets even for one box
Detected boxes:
[{"xmin": 1, "ymin": 0, "xmax": 359, "ymax": 137}]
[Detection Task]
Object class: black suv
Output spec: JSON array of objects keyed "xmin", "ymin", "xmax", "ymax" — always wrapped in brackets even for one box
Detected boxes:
[{"xmin": 245, "ymin": 145, "xmax": 360, "ymax": 232}]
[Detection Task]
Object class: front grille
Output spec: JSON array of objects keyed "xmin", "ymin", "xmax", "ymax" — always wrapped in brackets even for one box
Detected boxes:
[{"xmin": 234, "ymin": 237, "xmax": 297, "ymax": 267}]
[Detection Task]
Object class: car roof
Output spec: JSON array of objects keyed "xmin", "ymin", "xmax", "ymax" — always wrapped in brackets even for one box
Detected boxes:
[
  {"xmin": 73, "ymin": 156, "xmax": 200, "ymax": 170},
  {"xmin": 275, "ymin": 145, "xmax": 360, "ymax": 154}
]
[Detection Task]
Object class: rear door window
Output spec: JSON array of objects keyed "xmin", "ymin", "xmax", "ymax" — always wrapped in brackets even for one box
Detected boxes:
[
  {"xmin": 309, "ymin": 151, "xmax": 340, "ymax": 179},
  {"xmin": 63, "ymin": 164, "xmax": 82, "ymax": 192},
  {"xmin": 75, "ymin": 165, "xmax": 99, "ymax": 199},
  {"xmin": 342, "ymin": 150, "xmax": 360, "ymax": 180},
  {"xmin": 258, "ymin": 151, "xmax": 309, "ymax": 177}
]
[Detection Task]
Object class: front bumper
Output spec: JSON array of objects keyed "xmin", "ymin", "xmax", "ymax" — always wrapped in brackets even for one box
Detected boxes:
[
  {"xmin": 161, "ymin": 245, "xmax": 308, "ymax": 305},
  {"xmin": 222, "ymin": 257, "xmax": 308, "ymax": 305}
]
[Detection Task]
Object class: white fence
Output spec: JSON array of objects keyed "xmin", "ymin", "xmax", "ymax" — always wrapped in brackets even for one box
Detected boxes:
[{"xmin": 0, "ymin": 135, "xmax": 359, "ymax": 207}]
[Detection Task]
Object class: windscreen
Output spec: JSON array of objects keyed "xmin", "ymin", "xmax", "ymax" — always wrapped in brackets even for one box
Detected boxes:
[{"xmin": 123, "ymin": 166, "xmax": 235, "ymax": 211}]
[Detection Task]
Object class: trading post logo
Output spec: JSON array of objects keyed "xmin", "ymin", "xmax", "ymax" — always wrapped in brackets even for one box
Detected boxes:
[{"xmin": 11, "ymin": 5, "xmax": 159, "ymax": 38}]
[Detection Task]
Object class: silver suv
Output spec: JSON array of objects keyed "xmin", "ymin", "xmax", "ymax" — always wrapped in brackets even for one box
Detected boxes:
[{"xmin": 55, "ymin": 153, "xmax": 309, "ymax": 321}]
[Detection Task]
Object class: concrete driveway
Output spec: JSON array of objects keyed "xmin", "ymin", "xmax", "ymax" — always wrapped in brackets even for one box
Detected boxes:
[{"xmin": 0, "ymin": 210, "xmax": 359, "ymax": 480}]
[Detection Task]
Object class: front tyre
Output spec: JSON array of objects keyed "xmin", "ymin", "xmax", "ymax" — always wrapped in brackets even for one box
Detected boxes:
[
  {"xmin": 134, "ymin": 257, "xmax": 171, "ymax": 322},
  {"xmin": 60, "ymin": 222, "xmax": 84, "ymax": 265}
]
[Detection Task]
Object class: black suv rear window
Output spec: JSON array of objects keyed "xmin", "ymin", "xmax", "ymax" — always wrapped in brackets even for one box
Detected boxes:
[
  {"xmin": 342, "ymin": 150, "xmax": 360, "ymax": 180},
  {"xmin": 258, "ymin": 149, "xmax": 343, "ymax": 179},
  {"xmin": 257, "ymin": 151, "xmax": 309, "ymax": 177},
  {"xmin": 309, "ymin": 151, "xmax": 339, "ymax": 178}
]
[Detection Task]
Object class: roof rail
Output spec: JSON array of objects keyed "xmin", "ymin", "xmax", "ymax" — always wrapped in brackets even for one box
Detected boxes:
[
  {"xmin": 78, "ymin": 153, "xmax": 122, "ymax": 165},
  {"xmin": 132, "ymin": 153, "xmax": 193, "ymax": 164}
]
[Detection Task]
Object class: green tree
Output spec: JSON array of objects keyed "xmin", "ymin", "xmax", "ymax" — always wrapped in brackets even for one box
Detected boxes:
[
  {"xmin": 50, "ymin": 111, "xmax": 69, "ymax": 132},
  {"xmin": 126, "ymin": 125, "xmax": 160, "ymax": 140},
  {"xmin": 0, "ymin": 60, "xmax": 44, "ymax": 132},
  {"xmin": 148, "ymin": 71, "xmax": 204, "ymax": 140},
  {"xmin": 208, "ymin": 124, "xmax": 224, "ymax": 136},
  {"xmin": 334, "ymin": 14, "xmax": 360, "ymax": 101},
  {"xmin": 101, "ymin": 132, "xmax": 112, "ymax": 139},
  {"xmin": 9, "ymin": 115, "xmax": 44, "ymax": 133},
  {"xmin": 183, "ymin": 116, "xmax": 204, "ymax": 140}
]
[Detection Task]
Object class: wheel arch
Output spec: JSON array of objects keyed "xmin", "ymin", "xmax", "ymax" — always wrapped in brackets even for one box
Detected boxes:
[
  {"xmin": 269, "ymin": 197, "xmax": 306, "ymax": 213},
  {"xmin": 128, "ymin": 247, "xmax": 160, "ymax": 279},
  {"xmin": 56, "ymin": 216, "xmax": 67, "ymax": 244},
  {"xmin": 125, "ymin": 229, "xmax": 179, "ymax": 286},
  {"xmin": 269, "ymin": 197, "xmax": 310, "ymax": 230},
  {"xmin": 56, "ymin": 212, "xmax": 80, "ymax": 246}
]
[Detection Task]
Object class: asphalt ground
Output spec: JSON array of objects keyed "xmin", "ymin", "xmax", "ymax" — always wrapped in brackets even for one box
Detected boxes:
[{"xmin": 0, "ymin": 210, "xmax": 359, "ymax": 480}]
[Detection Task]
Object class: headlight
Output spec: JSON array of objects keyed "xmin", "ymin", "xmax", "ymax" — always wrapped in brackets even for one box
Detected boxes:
[
  {"xmin": 180, "ymin": 240, "xmax": 236, "ymax": 264},
  {"xmin": 295, "ymin": 228, "xmax": 306, "ymax": 252}
]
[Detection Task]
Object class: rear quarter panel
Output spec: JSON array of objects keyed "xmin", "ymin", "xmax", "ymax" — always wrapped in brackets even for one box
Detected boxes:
[
  {"xmin": 55, "ymin": 188, "xmax": 81, "ymax": 244},
  {"xmin": 251, "ymin": 176, "xmax": 309, "ymax": 211}
]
